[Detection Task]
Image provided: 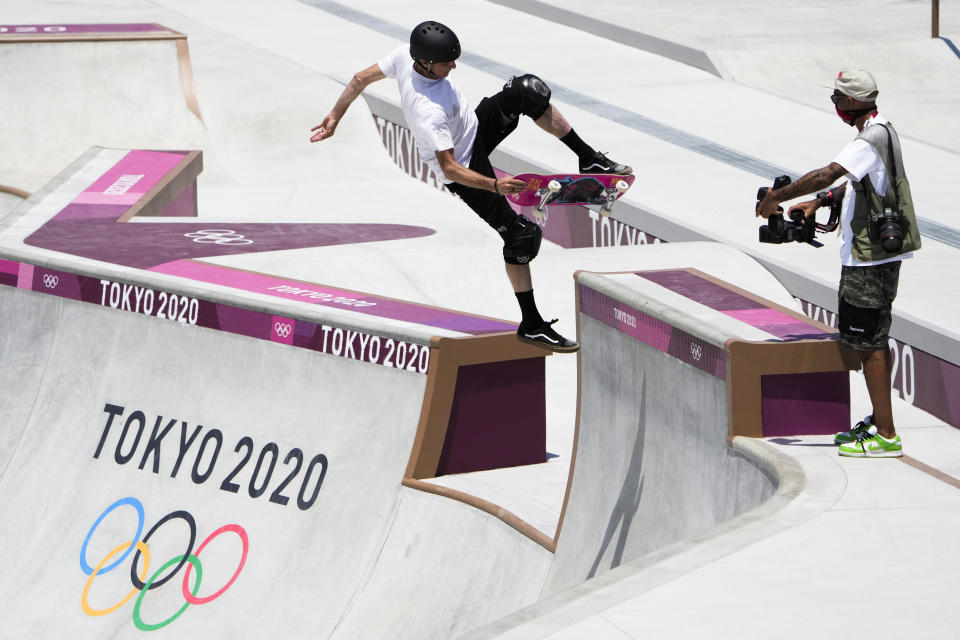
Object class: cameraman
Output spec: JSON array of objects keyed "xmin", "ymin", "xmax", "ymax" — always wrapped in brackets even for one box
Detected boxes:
[{"xmin": 757, "ymin": 68, "xmax": 921, "ymax": 458}]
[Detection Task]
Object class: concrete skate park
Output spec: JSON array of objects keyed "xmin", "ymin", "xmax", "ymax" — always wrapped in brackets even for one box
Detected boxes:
[{"xmin": 2, "ymin": 1, "xmax": 959, "ymax": 638}]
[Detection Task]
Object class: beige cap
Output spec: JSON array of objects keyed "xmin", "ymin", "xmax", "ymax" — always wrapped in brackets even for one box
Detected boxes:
[{"xmin": 831, "ymin": 68, "xmax": 879, "ymax": 102}]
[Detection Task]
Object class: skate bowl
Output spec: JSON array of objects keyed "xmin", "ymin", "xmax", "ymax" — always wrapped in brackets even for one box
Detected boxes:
[
  {"xmin": 0, "ymin": 154, "xmax": 557, "ymax": 637},
  {"xmin": 0, "ymin": 23, "xmax": 205, "ymax": 195},
  {"xmin": 0, "ymin": 264, "xmax": 799, "ymax": 639},
  {"xmin": 0, "ymin": 141, "xmax": 804, "ymax": 637},
  {"xmin": 541, "ymin": 268, "xmax": 848, "ymax": 592}
]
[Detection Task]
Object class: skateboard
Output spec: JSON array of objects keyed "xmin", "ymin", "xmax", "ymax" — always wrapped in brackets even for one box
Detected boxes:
[{"xmin": 507, "ymin": 173, "xmax": 635, "ymax": 214}]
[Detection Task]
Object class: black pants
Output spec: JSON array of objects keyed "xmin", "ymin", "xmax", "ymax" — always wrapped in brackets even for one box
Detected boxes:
[{"xmin": 446, "ymin": 94, "xmax": 523, "ymax": 232}]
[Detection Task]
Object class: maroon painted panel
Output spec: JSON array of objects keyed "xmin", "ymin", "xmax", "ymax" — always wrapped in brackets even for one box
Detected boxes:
[
  {"xmin": 437, "ymin": 358, "xmax": 546, "ymax": 475},
  {"xmin": 760, "ymin": 371, "xmax": 850, "ymax": 437}
]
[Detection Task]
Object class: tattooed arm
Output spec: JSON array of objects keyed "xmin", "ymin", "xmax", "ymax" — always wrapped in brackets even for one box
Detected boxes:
[{"xmin": 756, "ymin": 162, "xmax": 847, "ymax": 219}]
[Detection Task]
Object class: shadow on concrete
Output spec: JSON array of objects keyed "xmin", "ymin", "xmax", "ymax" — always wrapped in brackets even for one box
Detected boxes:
[{"xmin": 588, "ymin": 378, "xmax": 647, "ymax": 578}]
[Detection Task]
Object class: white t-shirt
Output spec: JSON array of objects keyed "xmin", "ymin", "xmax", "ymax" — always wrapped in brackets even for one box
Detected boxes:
[
  {"xmin": 377, "ymin": 45, "xmax": 478, "ymax": 183},
  {"xmin": 832, "ymin": 114, "xmax": 912, "ymax": 266}
]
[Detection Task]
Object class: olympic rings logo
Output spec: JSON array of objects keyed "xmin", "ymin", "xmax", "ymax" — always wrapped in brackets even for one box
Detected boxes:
[
  {"xmin": 79, "ymin": 497, "xmax": 248, "ymax": 631},
  {"xmin": 43, "ymin": 274, "xmax": 59, "ymax": 288},
  {"xmin": 690, "ymin": 343, "xmax": 703, "ymax": 362},
  {"xmin": 183, "ymin": 229, "xmax": 254, "ymax": 245},
  {"xmin": 274, "ymin": 322, "xmax": 292, "ymax": 338}
]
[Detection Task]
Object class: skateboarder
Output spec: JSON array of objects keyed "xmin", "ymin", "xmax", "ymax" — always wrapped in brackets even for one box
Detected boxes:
[{"xmin": 311, "ymin": 20, "xmax": 632, "ymax": 352}]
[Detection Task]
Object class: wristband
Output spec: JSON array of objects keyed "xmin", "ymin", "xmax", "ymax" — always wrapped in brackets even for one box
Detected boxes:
[{"xmin": 493, "ymin": 179, "xmax": 501, "ymax": 195}]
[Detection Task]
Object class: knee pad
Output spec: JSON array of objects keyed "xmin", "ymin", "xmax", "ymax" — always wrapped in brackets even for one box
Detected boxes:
[
  {"xmin": 498, "ymin": 74, "xmax": 552, "ymax": 120},
  {"xmin": 500, "ymin": 216, "xmax": 543, "ymax": 264}
]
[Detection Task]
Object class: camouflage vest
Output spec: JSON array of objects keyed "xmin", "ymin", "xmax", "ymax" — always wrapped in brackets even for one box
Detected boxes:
[{"xmin": 849, "ymin": 121, "xmax": 922, "ymax": 261}]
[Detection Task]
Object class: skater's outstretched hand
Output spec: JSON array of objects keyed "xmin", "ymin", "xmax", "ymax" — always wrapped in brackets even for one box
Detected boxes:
[
  {"xmin": 310, "ymin": 63, "xmax": 386, "ymax": 144},
  {"xmin": 310, "ymin": 114, "xmax": 339, "ymax": 142}
]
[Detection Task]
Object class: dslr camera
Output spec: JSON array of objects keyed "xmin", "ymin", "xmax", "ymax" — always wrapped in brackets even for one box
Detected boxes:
[
  {"xmin": 757, "ymin": 176, "xmax": 818, "ymax": 246},
  {"xmin": 871, "ymin": 207, "xmax": 904, "ymax": 253}
]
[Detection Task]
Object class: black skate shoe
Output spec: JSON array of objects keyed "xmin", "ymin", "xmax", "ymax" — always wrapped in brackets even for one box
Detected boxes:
[
  {"xmin": 517, "ymin": 319, "xmax": 579, "ymax": 353},
  {"xmin": 578, "ymin": 151, "xmax": 632, "ymax": 175}
]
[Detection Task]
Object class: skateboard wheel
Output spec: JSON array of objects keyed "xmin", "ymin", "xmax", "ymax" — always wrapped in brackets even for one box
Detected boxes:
[
  {"xmin": 548, "ymin": 179, "xmax": 561, "ymax": 193},
  {"xmin": 616, "ymin": 180, "xmax": 629, "ymax": 193}
]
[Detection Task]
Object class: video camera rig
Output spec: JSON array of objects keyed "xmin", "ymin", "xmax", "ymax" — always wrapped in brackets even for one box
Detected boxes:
[{"xmin": 757, "ymin": 175, "xmax": 841, "ymax": 248}]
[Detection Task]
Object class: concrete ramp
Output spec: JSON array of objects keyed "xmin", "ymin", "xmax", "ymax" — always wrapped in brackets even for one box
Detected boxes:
[
  {"xmin": 0, "ymin": 284, "xmax": 427, "ymax": 637},
  {"xmin": 0, "ymin": 24, "xmax": 206, "ymax": 193},
  {"xmin": 542, "ymin": 267, "xmax": 857, "ymax": 593},
  {"xmin": 0, "ymin": 142, "xmax": 809, "ymax": 637},
  {"xmin": 0, "ymin": 251, "xmax": 563, "ymax": 639},
  {"xmin": 0, "ymin": 141, "xmax": 561, "ymax": 637}
]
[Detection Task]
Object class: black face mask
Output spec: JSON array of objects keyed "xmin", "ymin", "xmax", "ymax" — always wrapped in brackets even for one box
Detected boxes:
[{"xmin": 836, "ymin": 105, "xmax": 877, "ymax": 126}]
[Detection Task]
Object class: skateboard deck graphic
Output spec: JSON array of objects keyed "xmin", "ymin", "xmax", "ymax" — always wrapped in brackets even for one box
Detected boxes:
[{"xmin": 508, "ymin": 173, "xmax": 635, "ymax": 213}]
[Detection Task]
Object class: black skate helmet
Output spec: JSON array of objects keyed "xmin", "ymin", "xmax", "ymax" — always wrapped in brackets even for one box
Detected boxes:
[{"xmin": 409, "ymin": 21, "xmax": 460, "ymax": 64}]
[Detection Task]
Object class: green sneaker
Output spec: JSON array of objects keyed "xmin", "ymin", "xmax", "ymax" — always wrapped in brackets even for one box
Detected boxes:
[
  {"xmin": 834, "ymin": 416, "xmax": 875, "ymax": 445},
  {"xmin": 838, "ymin": 432, "xmax": 903, "ymax": 458}
]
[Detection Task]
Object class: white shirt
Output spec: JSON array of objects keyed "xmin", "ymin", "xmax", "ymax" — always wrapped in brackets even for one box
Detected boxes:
[
  {"xmin": 833, "ymin": 114, "xmax": 912, "ymax": 266},
  {"xmin": 377, "ymin": 45, "xmax": 478, "ymax": 183}
]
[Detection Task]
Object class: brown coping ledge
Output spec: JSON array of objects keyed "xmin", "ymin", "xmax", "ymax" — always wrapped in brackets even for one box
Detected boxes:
[
  {"xmin": 0, "ymin": 185, "xmax": 30, "ymax": 199},
  {"xmin": 402, "ymin": 477, "xmax": 556, "ymax": 551}
]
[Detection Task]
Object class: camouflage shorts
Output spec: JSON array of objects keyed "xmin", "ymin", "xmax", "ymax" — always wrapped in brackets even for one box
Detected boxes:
[{"xmin": 837, "ymin": 262, "xmax": 901, "ymax": 351}]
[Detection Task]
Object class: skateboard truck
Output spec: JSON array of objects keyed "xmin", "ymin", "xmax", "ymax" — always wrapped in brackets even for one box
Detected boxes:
[
  {"xmin": 601, "ymin": 180, "xmax": 630, "ymax": 215},
  {"xmin": 536, "ymin": 179, "xmax": 563, "ymax": 212}
]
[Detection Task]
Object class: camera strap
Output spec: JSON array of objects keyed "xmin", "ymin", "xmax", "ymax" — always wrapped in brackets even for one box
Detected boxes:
[
  {"xmin": 878, "ymin": 123, "xmax": 901, "ymax": 204},
  {"xmin": 859, "ymin": 123, "xmax": 901, "ymax": 212}
]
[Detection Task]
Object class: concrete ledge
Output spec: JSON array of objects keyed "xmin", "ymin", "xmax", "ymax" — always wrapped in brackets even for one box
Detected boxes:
[{"xmin": 575, "ymin": 268, "xmax": 860, "ymax": 438}]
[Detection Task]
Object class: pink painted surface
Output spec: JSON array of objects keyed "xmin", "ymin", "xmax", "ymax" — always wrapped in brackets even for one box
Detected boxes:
[
  {"xmin": 17, "ymin": 263, "xmax": 34, "ymax": 289},
  {"xmin": 579, "ymin": 283, "xmax": 727, "ymax": 379},
  {"xmin": 72, "ymin": 151, "xmax": 186, "ymax": 207},
  {"xmin": 722, "ymin": 308, "xmax": 816, "ymax": 338},
  {"xmin": 151, "ymin": 260, "xmax": 381, "ymax": 308},
  {"xmin": 0, "ymin": 259, "xmax": 17, "ymax": 275},
  {"xmin": 723, "ymin": 308, "xmax": 797, "ymax": 326},
  {"xmin": 0, "ymin": 24, "xmax": 167, "ymax": 35},
  {"xmin": 150, "ymin": 260, "xmax": 516, "ymax": 335},
  {"xmin": 639, "ymin": 270, "xmax": 831, "ymax": 341}
]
